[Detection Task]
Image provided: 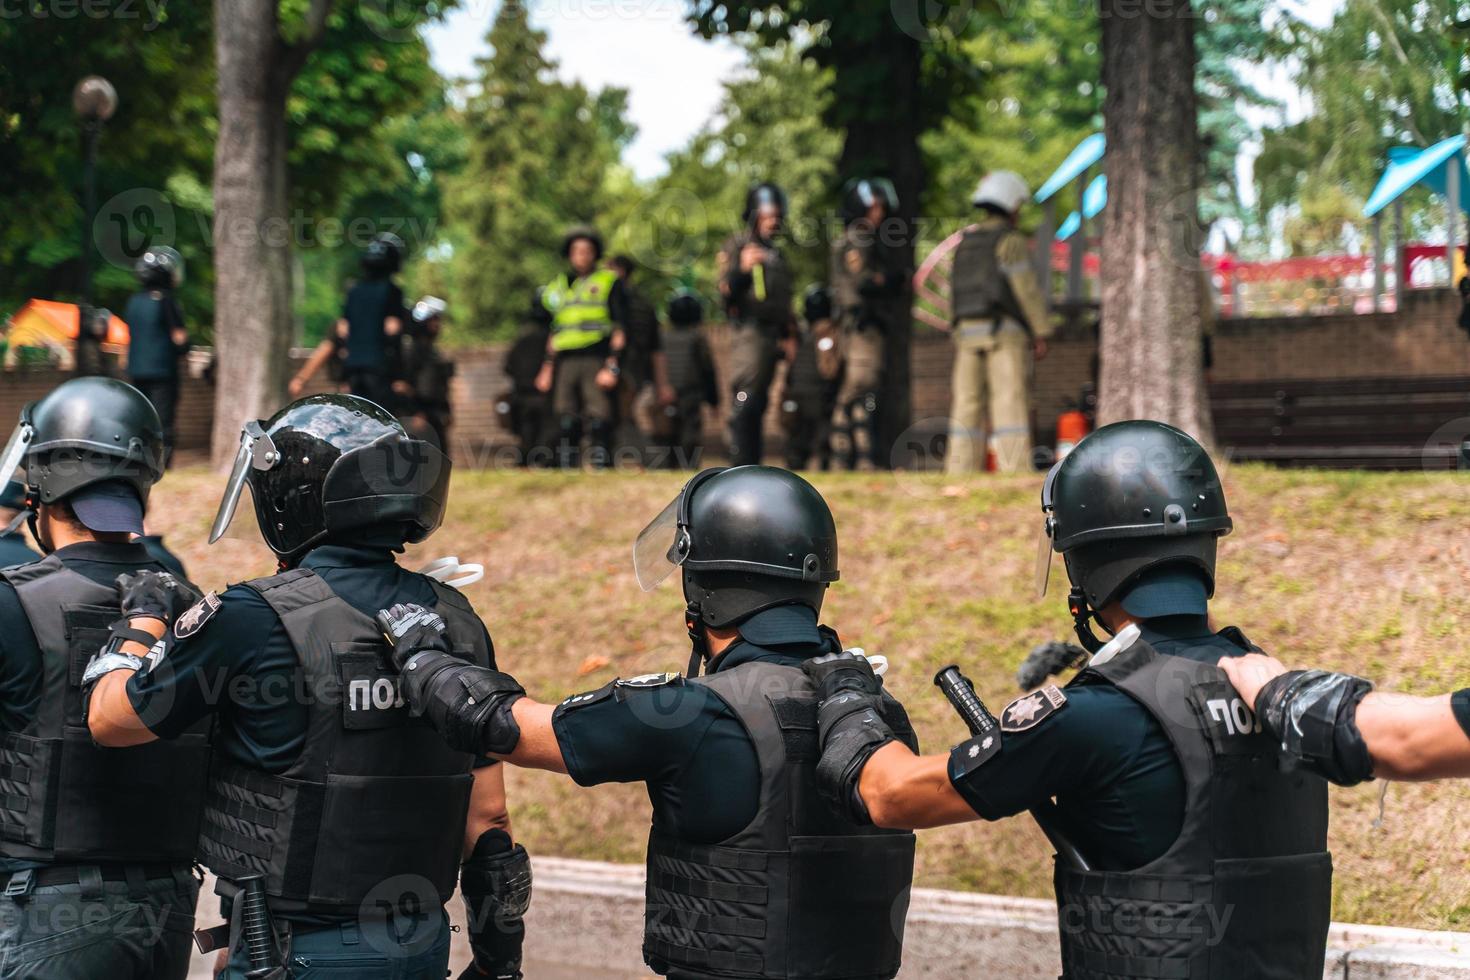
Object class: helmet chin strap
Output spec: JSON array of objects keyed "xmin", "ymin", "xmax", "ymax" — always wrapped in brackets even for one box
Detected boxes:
[
  {"xmin": 685, "ymin": 603, "xmax": 710, "ymax": 679},
  {"xmin": 1067, "ymin": 586, "xmax": 1110, "ymax": 654}
]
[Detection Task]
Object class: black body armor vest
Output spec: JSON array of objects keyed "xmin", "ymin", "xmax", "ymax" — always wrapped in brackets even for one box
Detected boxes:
[
  {"xmin": 643, "ymin": 659, "xmax": 918, "ymax": 980},
  {"xmin": 1055, "ymin": 634, "xmax": 1332, "ymax": 980},
  {"xmin": 197, "ymin": 568, "xmax": 489, "ymax": 916},
  {"xmin": 726, "ymin": 233, "xmax": 794, "ymax": 328},
  {"xmin": 0, "ymin": 556, "xmax": 211, "ymax": 864},
  {"xmin": 950, "ymin": 225, "xmax": 1026, "ymax": 326}
]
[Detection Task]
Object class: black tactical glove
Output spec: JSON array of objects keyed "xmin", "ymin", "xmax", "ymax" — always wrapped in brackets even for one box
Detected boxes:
[
  {"xmin": 459, "ymin": 829, "xmax": 532, "ymax": 980},
  {"xmin": 377, "ymin": 604, "xmax": 526, "ymax": 755},
  {"xmin": 115, "ymin": 570, "xmax": 201, "ymax": 624},
  {"xmin": 803, "ymin": 650, "xmax": 896, "ymax": 824},
  {"xmin": 1255, "ymin": 669, "xmax": 1376, "ymax": 787}
]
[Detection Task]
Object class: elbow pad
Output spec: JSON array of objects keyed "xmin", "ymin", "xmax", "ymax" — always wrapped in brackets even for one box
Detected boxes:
[
  {"xmin": 1256, "ymin": 669, "xmax": 1375, "ymax": 786},
  {"xmin": 460, "ymin": 830, "xmax": 532, "ymax": 980},
  {"xmin": 813, "ymin": 690, "xmax": 895, "ymax": 825},
  {"xmin": 401, "ymin": 652, "xmax": 525, "ymax": 755}
]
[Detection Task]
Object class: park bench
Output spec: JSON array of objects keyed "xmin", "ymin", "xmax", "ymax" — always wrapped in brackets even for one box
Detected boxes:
[{"xmin": 1208, "ymin": 375, "xmax": 1470, "ymax": 470}]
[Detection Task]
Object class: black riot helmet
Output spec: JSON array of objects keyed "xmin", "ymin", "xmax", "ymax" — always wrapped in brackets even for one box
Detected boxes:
[
  {"xmin": 666, "ymin": 290, "xmax": 702, "ymax": 327},
  {"xmin": 802, "ymin": 284, "xmax": 832, "ymax": 323},
  {"xmin": 634, "ymin": 466, "xmax": 839, "ymax": 675},
  {"xmin": 742, "ymin": 182, "xmax": 788, "ymax": 227},
  {"xmin": 1036, "ymin": 420, "xmax": 1232, "ymax": 652},
  {"xmin": 134, "ymin": 246, "xmax": 183, "ymax": 289},
  {"xmin": 0, "ymin": 377, "xmax": 164, "ymax": 512},
  {"xmin": 361, "ymin": 233, "xmax": 405, "ymax": 277},
  {"xmin": 840, "ymin": 177, "xmax": 899, "ymax": 226},
  {"xmin": 560, "ymin": 225, "xmax": 604, "ymax": 260},
  {"xmin": 209, "ymin": 394, "xmax": 451, "ymax": 561}
]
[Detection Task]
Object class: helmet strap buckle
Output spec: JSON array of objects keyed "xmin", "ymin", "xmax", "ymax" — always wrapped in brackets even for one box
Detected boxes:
[
  {"xmin": 685, "ymin": 603, "xmax": 709, "ymax": 679},
  {"xmin": 1067, "ymin": 586, "xmax": 1106, "ymax": 654}
]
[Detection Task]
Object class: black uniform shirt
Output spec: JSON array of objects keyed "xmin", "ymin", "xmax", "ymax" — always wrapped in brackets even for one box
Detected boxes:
[
  {"xmin": 341, "ymin": 279, "xmax": 406, "ymax": 370},
  {"xmin": 551, "ymin": 606, "xmax": 829, "ymax": 844},
  {"xmin": 0, "ymin": 531, "xmax": 39, "ymax": 570},
  {"xmin": 123, "ymin": 289, "xmax": 188, "ymax": 382},
  {"xmin": 126, "ymin": 543, "xmax": 497, "ymax": 773},
  {"xmin": 1453, "ymin": 689, "xmax": 1470, "ymax": 739},
  {"xmin": 948, "ymin": 616, "xmax": 1248, "ymax": 871}
]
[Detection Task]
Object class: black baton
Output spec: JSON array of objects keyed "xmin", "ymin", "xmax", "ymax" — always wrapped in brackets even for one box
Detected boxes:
[
  {"xmin": 236, "ymin": 875, "xmax": 288, "ymax": 979},
  {"xmin": 934, "ymin": 665, "xmax": 1092, "ymax": 871}
]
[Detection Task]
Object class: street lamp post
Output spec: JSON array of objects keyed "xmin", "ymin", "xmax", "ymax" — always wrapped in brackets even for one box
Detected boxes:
[{"xmin": 72, "ymin": 76, "xmax": 118, "ymax": 309}]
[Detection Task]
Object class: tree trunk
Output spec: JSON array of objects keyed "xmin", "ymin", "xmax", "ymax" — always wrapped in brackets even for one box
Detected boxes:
[
  {"xmin": 210, "ymin": 0, "xmax": 330, "ymax": 467},
  {"xmin": 831, "ymin": 24, "xmax": 924, "ymax": 468},
  {"xmin": 1096, "ymin": 0, "xmax": 1214, "ymax": 446}
]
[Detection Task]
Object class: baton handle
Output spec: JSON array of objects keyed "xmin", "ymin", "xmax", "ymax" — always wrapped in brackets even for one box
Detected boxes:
[
  {"xmin": 933, "ymin": 665, "xmax": 1092, "ymax": 872},
  {"xmin": 236, "ymin": 875, "xmax": 279, "ymax": 976}
]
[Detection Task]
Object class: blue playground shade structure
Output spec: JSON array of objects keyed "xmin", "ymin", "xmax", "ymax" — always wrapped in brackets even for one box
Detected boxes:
[
  {"xmin": 1035, "ymin": 133, "xmax": 1106, "ymax": 204},
  {"xmin": 1056, "ymin": 175, "xmax": 1109, "ymax": 240},
  {"xmin": 1363, "ymin": 135, "xmax": 1469, "ymax": 218}
]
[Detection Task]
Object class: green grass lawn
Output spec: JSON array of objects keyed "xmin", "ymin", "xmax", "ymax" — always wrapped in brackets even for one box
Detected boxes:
[{"xmin": 150, "ymin": 463, "xmax": 1470, "ymax": 931}]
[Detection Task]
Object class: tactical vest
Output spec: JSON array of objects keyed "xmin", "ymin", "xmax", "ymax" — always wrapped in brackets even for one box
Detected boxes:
[
  {"xmin": 545, "ymin": 269, "xmax": 618, "ymax": 352},
  {"xmin": 643, "ymin": 659, "xmax": 917, "ymax": 980},
  {"xmin": 123, "ymin": 290, "xmax": 178, "ymax": 382},
  {"xmin": 197, "ymin": 568, "xmax": 489, "ymax": 916},
  {"xmin": 663, "ymin": 328, "xmax": 708, "ymax": 399},
  {"xmin": 950, "ymin": 224, "xmax": 1027, "ymax": 327},
  {"xmin": 0, "ymin": 556, "xmax": 211, "ymax": 864},
  {"xmin": 1055, "ymin": 634, "xmax": 1332, "ymax": 980},
  {"xmin": 725, "ymin": 234, "xmax": 794, "ymax": 328}
]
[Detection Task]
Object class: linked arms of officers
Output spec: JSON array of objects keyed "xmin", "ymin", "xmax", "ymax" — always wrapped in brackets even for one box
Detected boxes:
[
  {"xmin": 1219, "ymin": 653, "xmax": 1470, "ymax": 783},
  {"xmin": 801, "ymin": 651, "xmax": 978, "ymax": 830},
  {"xmin": 376, "ymin": 604, "xmax": 568, "ymax": 772}
]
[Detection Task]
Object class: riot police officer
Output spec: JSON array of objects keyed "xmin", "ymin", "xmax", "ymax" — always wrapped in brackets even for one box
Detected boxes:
[
  {"xmin": 0, "ymin": 376, "xmax": 208, "ymax": 979},
  {"xmin": 406, "ymin": 295, "xmax": 456, "ymax": 452},
  {"xmin": 535, "ymin": 227, "xmax": 627, "ymax": 468},
  {"xmin": 781, "ymin": 285, "xmax": 841, "ymax": 471},
  {"xmin": 719, "ymin": 184, "xmax": 797, "ymax": 465},
  {"xmin": 658, "ymin": 290, "xmax": 718, "ymax": 469},
  {"xmin": 84, "ymin": 395, "xmax": 529, "ymax": 980},
  {"xmin": 1218, "ymin": 651, "xmax": 1470, "ymax": 782},
  {"xmin": 504, "ymin": 289, "xmax": 556, "ymax": 466},
  {"xmin": 0, "ymin": 480, "xmax": 39, "ymax": 566},
  {"xmin": 829, "ymin": 178, "xmax": 906, "ymax": 471},
  {"xmin": 805, "ymin": 420, "xmax": 1334, "ymax": 980},
  {"xmin": 124, "ymin": 246, "xmax": 190, "ymax": 462},
  {"xmin": 378, "ymin": 466, "xmax": 918, "ymax": 980}
]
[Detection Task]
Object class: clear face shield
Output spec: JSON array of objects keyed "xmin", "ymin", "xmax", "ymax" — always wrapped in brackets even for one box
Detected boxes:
[
  {"xmin": 1034, "ymin": 458, "xmax": 1063, "ymax": 599},
  {"xmin": 208, "ymin": 421, "xmax": 277, "ymax": 544},
  {"xmin": 632, "ymin": 468, "xmax": 723, "ymax": 591},
  {"xmin": 0, "ymin": 416, "xmax": 35, "ymax": 492}
]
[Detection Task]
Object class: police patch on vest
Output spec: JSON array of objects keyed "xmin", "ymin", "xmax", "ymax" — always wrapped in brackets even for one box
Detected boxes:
[
  {"xmin": 173, "ymin": 592, "xmax": 222, "ymax": 639},
  {"xmin": 340, "ymin": 653, "xmax": 408, "ymax": 730},
  {"xmin": 1001, "ymin": 685, "xmax": 1068, "ymax": 732},
  {"xmin": 615, "ymin": 672, "xmax": 680, "ymax": 689}
]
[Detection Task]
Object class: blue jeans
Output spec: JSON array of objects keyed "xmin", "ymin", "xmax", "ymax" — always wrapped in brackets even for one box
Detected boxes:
[
  {"xmin": 0, "ymin": 871, "xmax": 198, "ymax": 980},
  {"xmin": 220, "ymin": 910, "xmax": 452, "ymax": 979}
]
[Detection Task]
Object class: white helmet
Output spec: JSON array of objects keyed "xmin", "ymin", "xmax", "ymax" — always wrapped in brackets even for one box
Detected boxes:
[{"xmin": 971, "ymin": 171, "xmax": 1030, "ymax": 214}]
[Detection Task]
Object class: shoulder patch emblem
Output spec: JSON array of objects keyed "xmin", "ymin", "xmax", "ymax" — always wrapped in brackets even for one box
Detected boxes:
[
  {"xmin": 173, "ymin": 592, "xmax": 222, "ymax": 639},
  {"xmin": 615, "ymin": 672, "xmax": 681, "ymax": 689},
  {"xmin": 1001, "ymin": 684, "xmax": 1068, "ymax": 733}
]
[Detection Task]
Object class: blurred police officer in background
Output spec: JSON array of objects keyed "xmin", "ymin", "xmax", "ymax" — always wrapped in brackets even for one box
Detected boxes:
[
  {"xmin": 943, "ymin": 171, "xmax": 1053, "ymax": 475},
  {"xmin": 406, "ymin": 296, "xmax": 455, "ymax": 452},
  {"xmin": 608, "ymin": 255, "xmax": 677, "ymax": 459},
  {"xmin": 535, "ymin": 227, "xmax": 627, "ymax": 468},
  {"xmin": 658, "ymin": 290, "xmax": 718, "ymax": 469},
  {"xmin": 84, "ymin": 395, "xmax": 528, "ymax": 980},
  {"xmin": 378, "ymin": 465, "xmax": 918, "ymax": 980},
  {"xmin": 124, "ymin": 246, "xmax": 191, "ymax": 462},
  {"xmin": 830, "ymin": 179, "xmax": 906, "ymax": 472},
  {"xmin": 1219, "ymin": 650, "xmax": 1470, "ymax": 782},
  {"xmin": 0, "ymin": 480, "xmax": 39, "ymax": 566},
  {"xmin": 781, "ymin": 285, "xmax": 841, "ymax": 471},
  {"xmin": 719, "ymin": 184, "xmax": 797, "ymax": 466},
  {"xmin": 290, "ymin": 234, "xmax": 407, "ymax": 408},
  {"xmin": 503, "ymin": 288, "xmax": 556, "ymax": 466},
  {"xmin": 804, "ymin": 420, "xmax": 1334, "ymax": 980},
  {"xmin": 0, "ymin": 377, "xmax": 209, "ymax": 979}
]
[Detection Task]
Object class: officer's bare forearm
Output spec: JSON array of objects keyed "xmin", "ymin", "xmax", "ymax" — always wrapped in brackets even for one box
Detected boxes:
[
  {"xmin": 494, "ymin": 699, "xmax": 569, "ymax": 774},
  {"xmin": 858, "ymin": 742, "xmax": 981, "ymax": 830},
  {"xmin": 87, "ymin": 616, "xmax": 164, "ymax": 747},
  {"xmin": 1357, "ymin": 692, "xmax": 1470, "ymax": 780},
  {"xmin": 465, "ymin": 764, "xmax": 514, "ymax": 858}
]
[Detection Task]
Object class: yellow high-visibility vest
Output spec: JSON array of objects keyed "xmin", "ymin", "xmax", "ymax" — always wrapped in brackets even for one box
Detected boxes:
[{"xmin": 543, "ymin": 269, "xmax": 617, "ymax": 352}]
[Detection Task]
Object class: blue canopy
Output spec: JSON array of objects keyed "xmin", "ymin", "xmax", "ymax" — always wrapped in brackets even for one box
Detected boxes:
[
  {"xmin": 1363, "ymin": 135, "xmax": 1469, "ymax": 218},
  {"xmin": 1056, "ymin": 175, "xmax": 1108, "ymax": 240},
  {"xmin": 1036, "ymin": 133, "xmax": 1106, "ymax": 204}
]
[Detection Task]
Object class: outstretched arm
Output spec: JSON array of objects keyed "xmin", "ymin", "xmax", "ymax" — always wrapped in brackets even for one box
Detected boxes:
[{"xmin": 856, "ymin": 742, "xmax": 980, "ymax": 830}]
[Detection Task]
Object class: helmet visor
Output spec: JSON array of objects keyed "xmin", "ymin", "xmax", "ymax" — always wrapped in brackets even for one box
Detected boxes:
[
  {"xmin": 209, "ymin": 421, "xmax": 276, "ymax": 544},
  {"xmin": 0, "ymin": 419, "xmax": 35, "ymax": 490},
  {"xmin": 633, "ymin": 492, "xmax": 687, "ymax": 591},
  {"xmin": 1035, "ymin": 458, "xmax": 1064, "ymax": 598}
]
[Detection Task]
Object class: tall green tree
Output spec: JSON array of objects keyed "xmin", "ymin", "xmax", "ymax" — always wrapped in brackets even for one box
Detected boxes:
[{"xmin": 445, "ymin": 4, "xmax": 635, "ymax": 338}]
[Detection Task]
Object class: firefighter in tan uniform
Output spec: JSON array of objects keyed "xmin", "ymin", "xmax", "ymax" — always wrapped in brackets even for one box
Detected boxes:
[{"xmin": 942, "ymin": 171, "xmax": 1052, "ymax": 474}]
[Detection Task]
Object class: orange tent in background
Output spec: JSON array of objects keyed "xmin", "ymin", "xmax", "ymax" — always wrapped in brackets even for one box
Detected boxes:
[{"xmin": 6, "ymin": 299, "xmax": 131, "ymax": 348}]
